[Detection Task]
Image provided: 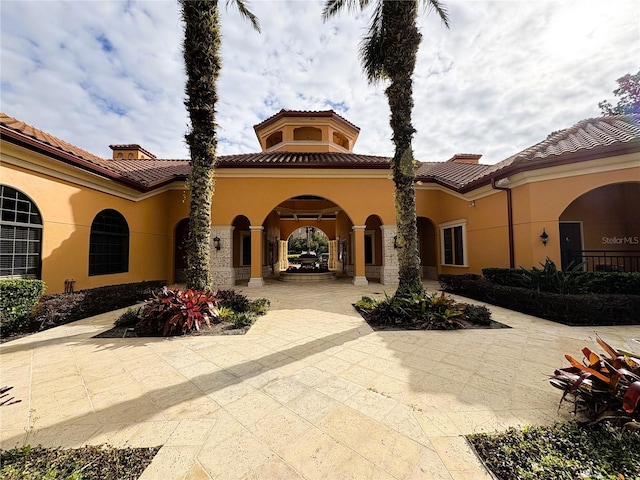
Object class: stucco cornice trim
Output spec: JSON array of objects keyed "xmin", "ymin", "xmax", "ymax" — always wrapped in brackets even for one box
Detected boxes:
[{"xmin": 1, "ymin": 149, "xmax": 186, "ymax": 202}]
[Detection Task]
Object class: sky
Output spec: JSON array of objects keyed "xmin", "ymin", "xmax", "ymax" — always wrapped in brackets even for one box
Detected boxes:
[{"xmin": 1, "ymin": 0, "xmax": 638, "ymax": 165}]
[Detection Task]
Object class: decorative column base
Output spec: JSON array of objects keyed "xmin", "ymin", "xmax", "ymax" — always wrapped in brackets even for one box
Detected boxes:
[
  {"xmin": 352, "ymin": 276, "xmax": 368, "ymax": 286},
  {"xmin": 248, "ymin": 277, "xmax": 264, "ymax": 288}
]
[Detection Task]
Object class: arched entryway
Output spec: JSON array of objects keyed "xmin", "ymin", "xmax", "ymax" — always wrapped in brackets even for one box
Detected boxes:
[
  {"xmin": 559, "ymin": 182, "xmax": 639, "ymax": 271},
  {"xmin": 417, "ymin": 216, "xmax": 437, "ymax": 279}
]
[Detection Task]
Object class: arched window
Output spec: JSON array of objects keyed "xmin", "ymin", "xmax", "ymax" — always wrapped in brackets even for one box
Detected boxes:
[
  {"xmin": 89, "ymin": 209, "xmax": 129, "ymax": 275},
  {"xmin": 0, "ymin": 185, "xmax": 43, "ymax": 278}
]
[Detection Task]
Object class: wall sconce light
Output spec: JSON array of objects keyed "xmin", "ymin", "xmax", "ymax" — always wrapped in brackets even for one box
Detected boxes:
[
  {"xmin": 394, "ymin": 235, "xmax": 401, "ymax": 249},
  {"xmin": 213, "ymin": 236, "xmax": 221, "ymax": 251},
  {"xmin": 539, "ymin": 228, "xmax": 549, "ymax": 246}
]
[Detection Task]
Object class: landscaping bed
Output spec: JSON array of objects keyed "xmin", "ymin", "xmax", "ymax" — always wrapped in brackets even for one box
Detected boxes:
[
  {"xmin": 439, "ymin": 273, "xmax": 640, "ymax": 326},
  {"xmin": 0, "ymin": 444, "xmax": 160, "ymax": 480},
  {"xmin": 467, "ymin": 421, "xmax": 640, "ymax": 480},
  {"xmin": 353, "ymin": 291, "xmax": 509, "ymax": 330}
]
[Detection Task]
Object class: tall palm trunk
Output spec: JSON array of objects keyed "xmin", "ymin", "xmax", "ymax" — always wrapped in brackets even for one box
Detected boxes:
[
  {"xmin": 181, "ymin": 0, "xmax": 221, "ymax": 290},
  {"xmin": 384, "ymin": 1, "xmax": 423, "ymax": 297}
]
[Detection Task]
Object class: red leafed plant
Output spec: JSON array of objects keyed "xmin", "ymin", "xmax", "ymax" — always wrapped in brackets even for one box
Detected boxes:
[
  {"xmin": 137, "ymin": 287, "xmax": 219, "ymax": 336},
  {"xmin": 549, "ymin": 335, "xmax": 640, "ymax": 429}
]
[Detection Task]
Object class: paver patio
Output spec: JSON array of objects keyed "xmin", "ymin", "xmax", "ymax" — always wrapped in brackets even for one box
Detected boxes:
[{"xmin": 1, "ymin": 279, "xmax": 637, "ymax": 479}]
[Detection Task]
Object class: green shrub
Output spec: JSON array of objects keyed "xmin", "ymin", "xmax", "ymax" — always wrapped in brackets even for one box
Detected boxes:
[
  {"xmin": 482, "ymin": 264, "xmax": 640, "ymax": 295},
  {"xmin": 249, "ymin": 298, "xmax": 270, "ymax": 315},
  {"xmin": 231, "ymin": 311, "xmax": 256, "ymax": 329},
  {"xmin": 32, "ymin": 280, "xmax": 164, "ymax": 332},
  {"xmin": 440, "ymin": 274, "xmax": 640, "ymax": 326},
  {"xmin": 216, "ymin": 289, "xmax": 250, "ymax": 313},
  {"xmin": 464, "ymin": 304, "xmax": 492, "ymax": 326},
  {"xmin": 0, "ymin": 279, "xmax": 46, "ymax": 335},
  {"xmin": 136, "ymin": 287, "xmax": 217, "ymax": 336}
]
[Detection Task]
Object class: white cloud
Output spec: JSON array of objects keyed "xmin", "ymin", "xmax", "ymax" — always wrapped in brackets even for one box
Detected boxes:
[{"xmin": 1, "ymin": 0, "xmax": 638, "ymax": 164}]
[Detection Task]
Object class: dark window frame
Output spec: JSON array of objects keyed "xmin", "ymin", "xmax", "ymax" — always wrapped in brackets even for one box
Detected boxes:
[
  {"xmin": 0, "ymin": 185, "xmax": 43, "ymax": 279},
  {"xmin": 89, "ymin": 209, "xmax": 129, "ymax": 276}
]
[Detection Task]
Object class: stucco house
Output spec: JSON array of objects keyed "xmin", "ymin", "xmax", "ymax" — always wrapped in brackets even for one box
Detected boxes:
[{"xmin": 1, "ymin": 109, "xmax": 638, "ymax": 294}]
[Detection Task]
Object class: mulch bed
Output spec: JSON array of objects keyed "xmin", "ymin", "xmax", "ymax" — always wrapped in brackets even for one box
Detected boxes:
[{"xmin": 0, "ymin": 444, "xmax": 160, "ymax": 480}]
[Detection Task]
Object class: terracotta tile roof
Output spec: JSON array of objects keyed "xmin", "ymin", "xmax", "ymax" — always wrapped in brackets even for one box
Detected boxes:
[
  {"xmin": 467, "ymin": 114, "xmax": 640, "ymax": 186},
  {"xmin": 216, "ymin": 152, "xmax": 389, "ymax": 168},
  {"xmin": 253, "ymin": 109, "xmax": 360, "ymax": 132},
  {"xmin": 108, "ymin": 159, "xmax": 190, "ymax": 187},
  {"xmin": 1, "ymin": 112, "xmax": 109, "ymax": 167},
  {"xmin": 3, "ymin": 112, "xmax": 637, "ymax": 193},
  {"xmin": 416, "ymin": 162, "xmax": 491, "ymax": 188}
]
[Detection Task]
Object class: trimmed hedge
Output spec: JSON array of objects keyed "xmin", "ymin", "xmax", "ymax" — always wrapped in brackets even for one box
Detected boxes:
[
  {"xmin": 482, "ymin": 267, "xmax": 640, "ymax": 295},
  {"xmin": 0, "ymin": 279, "xmax": 47, "ymax": 334},
  {"xmin": 32, "ymin": 280, "xmax": 165, "ymax": 331},
  {"xmin": 440, "ymin": 274, "xmax": 640, "ymax": 326}
]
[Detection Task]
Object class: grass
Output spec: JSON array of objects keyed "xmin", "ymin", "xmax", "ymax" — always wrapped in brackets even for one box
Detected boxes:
[
  {"xmin": 467, "ymin": 421, "xmax": 640, "ymax": 480},
  {"xmin": 0, "ymin": 444, "xmax": 160, "ymax": 480}
]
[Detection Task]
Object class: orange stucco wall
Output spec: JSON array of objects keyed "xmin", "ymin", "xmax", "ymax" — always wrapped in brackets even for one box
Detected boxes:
[
  {"xmin": 1, "ymin": 160, "xmax": 172, "ymax": 294},
  {"xmin": 211, "ymin": 174, "xmax": 395, "ymax": 226}
]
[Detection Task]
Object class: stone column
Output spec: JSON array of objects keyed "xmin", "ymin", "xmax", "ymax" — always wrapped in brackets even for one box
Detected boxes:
[
  {"xmin": 279, "ymin": 240, "xmax": 288, "ymax": 271},
  {"xmin": 328, "ymin": 240, "xmax": 338, "ymax": 270},
  {"xmin": 352, "ymin": 225, "xmax": 368, "ymax": 286},
  {"xmin": 248, "ymin": 225, "xmax": 264, "ymax": 287},
  {"xmin": 211, "ymin": 225, "xmax": 235, "ymax": 289},
  {"xmin": 380, "ymin": 224, "xmax": 399, "ymax": 285}
]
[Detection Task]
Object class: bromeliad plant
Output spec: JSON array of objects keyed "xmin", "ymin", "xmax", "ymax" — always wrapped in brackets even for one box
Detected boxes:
[
  {"xmin": 356, "ymin": 291, "xmax": 467, "ymax": 330},
  {"xmin": 137, "ymin": 287, "xmax": 219, "ymax": 336},
  {"xmin": 549, "ymin": 335, "xmax": 640, "ymax": 429}
]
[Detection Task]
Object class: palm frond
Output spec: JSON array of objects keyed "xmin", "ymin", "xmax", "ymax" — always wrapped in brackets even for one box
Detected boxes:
[
  {"xmin": 422, "ymin": 0, "xmax": 450, "ymax": 27},
  {"xmin": 226, "ymin": 0, "xmax": 261, "ymax": 32},
  {"xmin": 357, "ymin": 0, "xmax": 385, "ymax": 83},
  {"xmin": 322, "ymin": 0, "xmax": 371, "ymax": 21}
]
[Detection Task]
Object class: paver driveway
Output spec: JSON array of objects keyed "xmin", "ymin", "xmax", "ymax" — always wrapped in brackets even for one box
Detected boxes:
[{"xmin": 1, "ymin": 279, "xmax": 637, "ymax": 479}]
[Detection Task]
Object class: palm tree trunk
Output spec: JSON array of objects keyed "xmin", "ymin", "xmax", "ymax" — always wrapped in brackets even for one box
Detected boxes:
[
  {"xmin": 181, "ymin": 0, "xmax": 221, "ymax": 290},
  {"xmin": 384, "ymin": 0, "xmax": 423, "ymax": 297}
]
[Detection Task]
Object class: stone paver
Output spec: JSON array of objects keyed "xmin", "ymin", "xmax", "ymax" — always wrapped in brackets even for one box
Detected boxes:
[{"xmin": 1, "ymin": 278, "xmax": 638, "ymax": 479}]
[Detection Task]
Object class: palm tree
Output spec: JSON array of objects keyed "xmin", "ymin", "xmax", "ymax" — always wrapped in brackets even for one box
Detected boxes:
[
  {"xmin": 323, "ymin": 0, "xmax": 449, "ymax": 297},
  {"xmin": 180, "ymin": 0, "xmax": 259, "ymax": 290}
]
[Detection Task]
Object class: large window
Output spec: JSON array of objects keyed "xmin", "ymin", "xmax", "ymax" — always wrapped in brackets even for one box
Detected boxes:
[
  {"xmin": 0, "ymin": 185, "xmax": 42, "ymax": 278},
  {"xmin": 440, "ymin": 220, "xmax": 467, "ymax": 266},
  {"xmin": 89, "ymin": 209, "xmax": 129, "ymax": 275}
]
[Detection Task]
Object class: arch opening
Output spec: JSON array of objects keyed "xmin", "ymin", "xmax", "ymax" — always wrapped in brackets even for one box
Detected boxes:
[{"xmin": 559, "ymin": 182, "xmax": 639, "ymax": 271}]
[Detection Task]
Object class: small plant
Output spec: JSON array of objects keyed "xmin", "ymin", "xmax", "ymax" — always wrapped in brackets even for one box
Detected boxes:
[
  {"xmin": 216, "ymin": 289, "xmax": 250, "ymax": 313},
  {"xmin": 114, "ymin": 307, "xmax": 141, "ymax": 327},
  {"xmin": 231, "ymin": 311, "xmax": 256, "ymax": 329},
  {"xmin": 549, "ymin": 335, "xmax": 640, "ymax": 429},
  {"xmin": 249, "ymin": 298, "xmax": 270, "ymax": 316},
  {"xmin": 463, "ymin": 304, "xmax": 492, "ymax": 326},
  {"xmin": 354, "ymin": 296, "xmax": 379, "ymax": 311},
  {"xmin": 136, "ymin": 287, "xmax": 218, "ymax": 336},
  {"xmin": 216, "ymin": 306, "xmax": 234, "ymax": 321}
]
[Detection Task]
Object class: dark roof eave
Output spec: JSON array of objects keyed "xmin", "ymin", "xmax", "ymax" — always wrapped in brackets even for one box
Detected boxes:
[
  {"xmin": 458, "ymin": 140, "xmax": 640, "ymax": 193},
  {"xmin": 1, "ymin": 127, "xmax": 149, "ymax": 192},
  {"xmin": 215, "ymin": 162, "xmax": 390, "ymax": 169}
]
